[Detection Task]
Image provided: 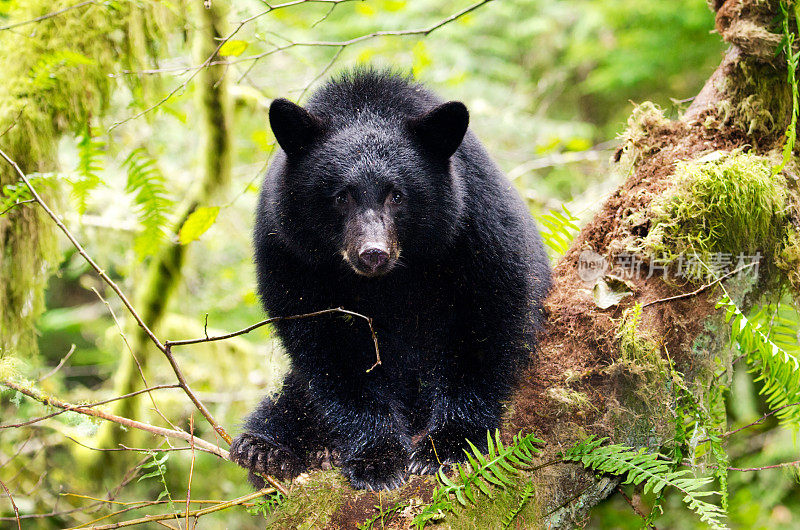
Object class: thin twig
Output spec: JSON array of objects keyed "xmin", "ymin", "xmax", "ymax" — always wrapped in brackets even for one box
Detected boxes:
[
  {"xmin": 111, "ymin": 0, "xmax": 492, "ymax": 123},
  {"xmin": 0, "ymin": 434, "xmax": 33, "ymax": 470},
  {"xmin": 0, "ymin": 198, "xmax": 35, "ymax": 216},
  {"xmin": 0, "ymin": 148, "xmax": 231, "ymax": 445},
  {"xmin": 642, "ymin": 262, "xmax": 757, "ymax": 308},
  {"xmin": 0, "ymin": 479, "xmax": 21, "ymax": 530},
  {"xmin": 699, "ymin": 401, "xmax": 800, "ymax": 444},
  {"xmin": 91, "ymin": 286, "xmax": 176, "ymax": 430},
  {"xmin": 186, "ymin": 416, "xmax": 195, "ymax": 530},
  {"xmin": 0, "ymin": 1, "xmax": 96, "ymax": 31},
  {"xmin": 165, "ymin": 306, "xmax": 381, "ymax": 372},
  {"xmin": 0, "ymin": 384, "xmax": 180, "ymax": 429},
  {"xmin": 0, "ymin": 380, "xmax": 227, "ymax": 459},
  {"xmin": 37, "ymin": 344, "xmax": 76, "ymax": 382},
  {"xmin": 616, "ymin": 486, "xmax": 656, "ymax": 529},
  {"xmin": 76, "ymin": 488, "xmax": 275, "ymax": 529},
  {"xmin": 293, "ymin": 45, "xmax": 345, "ymax": 101},
  {"xmin": 729, "ymin": 460, "xmax": 800, "ymax": 472},
  {"xmin": 683, "ymin": 459, "xmax": 800, "ymax": 472}
]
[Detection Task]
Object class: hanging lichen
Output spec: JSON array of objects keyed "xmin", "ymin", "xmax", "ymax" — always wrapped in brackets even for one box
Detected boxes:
[{"xmin": 0, "ymin": 0, "xmax": 174, "ymax": 357}]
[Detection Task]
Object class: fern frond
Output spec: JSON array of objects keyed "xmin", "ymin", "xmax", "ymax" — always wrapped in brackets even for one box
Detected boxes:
[
  {"xmin": 536, "ymin": 204, "xmax": 580, "ymax": 256},
  {"xmin": 717, "ymin": 296, "xmax": 800, "ymax": 427},
  {"xmin": 502, "ymin": 481, "xmax": 535, "ymax": 529},
  {"xmin": 122, "ymin": 148, "xmax": 174, "ymax": 259},
  {"xmin": 563, "ymin": 437, "xmax": 727, "ymax": 530},
  {"xmin": 1, "ymin": 173, "xmax": 53, "ymax": 213},
  {"xmin": 29, "ymin": 50, "xmax": 94, "ymax": 90},
  {"xmin": 412, "ymin": 430, "xmax": 543, "ymax": 528},
  {"xmin": 70, "ymin": 125, "xmax": 106, "ymax": 214}
]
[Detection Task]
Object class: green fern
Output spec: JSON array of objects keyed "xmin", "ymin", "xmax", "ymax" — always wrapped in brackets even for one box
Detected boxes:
[
  {"xmin": 29, "ymin": 50, "xmax": 94, "ymax": 90},
  {"xmin": 357, "ymin": 502, "xmax": 406, "ymax": 530},
  {"xmin": 563, "ymin": 437, "xmax": 727, "ymax": 530},
  {"xmin": 775, "ymin": 0, "xmax": 799, "ymax": 174},
  {"xmin": 502, "ymin": 481, "xmax": 535, "ymax": 529},
  {"xmin": 246, "ymin": 491, "xmax": 285, "ymax": 519},
  {"xmin": 122, "ymin": 148, "xmax": 174, "ymax": 259},
  {"xmin": 1, "ymin": 173, "xmax": 52, "ymax": 213},
  {"xmin": 138, "ymin": 452, "xmax": 177, "ymax": 511},
  {"xmin": 413, "ymin": 430, "xmax": 543, "ymax": 528},
  {"xmin": 70, "ymin": 125, "xmax": 106, "ymax": 214},
  {"xmin": 536, "ymin": 204, "xmax": 580, "ymax": 256},
  {"xmin": 717, "ymin": 296, "xmax": 800, "ymax": 427}
]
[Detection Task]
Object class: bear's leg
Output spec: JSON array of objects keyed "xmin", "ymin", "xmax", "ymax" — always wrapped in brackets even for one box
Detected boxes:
[
  {"xmin": 410, "ymin": 380, "xmax": 505, "ymax": 474},
  {"xmin": 310, "ymin": 375, "xmax": 412, "ymax": 491},
  {"xmin": 230, "ymin": 370, "xmax": 328, "ymax": 487}
]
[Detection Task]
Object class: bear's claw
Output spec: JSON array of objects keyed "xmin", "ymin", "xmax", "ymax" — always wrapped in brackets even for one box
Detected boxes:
[{"xmin": 229, "ymin": 433, "xmax": 303, "ymax": 485}]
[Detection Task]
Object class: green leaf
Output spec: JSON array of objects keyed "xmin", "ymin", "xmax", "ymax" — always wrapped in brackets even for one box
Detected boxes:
[
  {"xmin": 219, "ymin": 39, "xmax": 248, "ymax": 57},
  {"xmin": 563, "ymin": 437, "xmax": 727, "ymax": 529},
  {"xmin": 178, "ymin": 206, "xmax": 220, "ymax": 245}
]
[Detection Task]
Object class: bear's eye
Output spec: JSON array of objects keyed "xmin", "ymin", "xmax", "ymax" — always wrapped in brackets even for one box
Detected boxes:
[
  {"xmin": 390, "ymin": 190, "xmax": 403, "ymax": 205},
  {"xmin": 335, "ymin": 191, "xmax": 350, "ymax": 207}
]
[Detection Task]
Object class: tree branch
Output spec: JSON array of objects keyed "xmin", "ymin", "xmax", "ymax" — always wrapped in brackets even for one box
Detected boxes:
[{"xmin": 0, "ymin": 380, "xmax": 228, "ymax": 459}]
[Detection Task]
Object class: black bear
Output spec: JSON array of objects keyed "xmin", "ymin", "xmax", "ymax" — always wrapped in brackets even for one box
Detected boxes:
[{"xmin": 230, "ymin": 68, "xmax": 551, "ymax": 491}]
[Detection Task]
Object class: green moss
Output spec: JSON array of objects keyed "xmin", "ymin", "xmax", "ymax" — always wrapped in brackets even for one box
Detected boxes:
[
  {"xmin": 603, "ymin": 305, "xmax": 675, "ymax": 448},
  {"xmin": 262, "ymin": 470, "xmax": 348, "ymax": 528},
  {"xmin": 624, "ymin": 102, "xmax": 671, "ymax": 142},
  {"xmin": 641, "ymin": 152, "xmax": 792, "ymax": 281},
  {"xmin": 440, "ymin": 474, "xmax": 541, "ymax": 529},
  {"xmin": 0, "ymin": 1, "xmax": 173, "ymax": 355},
  {"xmin": 545, "ymin": 387, "xmax": 595, "ymax": 416},
  {"xmin": 706, "ymin": 59, "xmax": 792, "ymax": 139},
  {"xmin": 776, "ymin": 227, "xmax": 800, "ymax": 289}
]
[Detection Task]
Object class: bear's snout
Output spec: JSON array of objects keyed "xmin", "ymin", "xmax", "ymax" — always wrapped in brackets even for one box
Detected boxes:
[
  {"xmin": 359, "ymin": 245, "xmax": 390, "ymax": 272},
  {"xmin": 344, "ymin": 208, "xmax": 398, "ymax": 277}
]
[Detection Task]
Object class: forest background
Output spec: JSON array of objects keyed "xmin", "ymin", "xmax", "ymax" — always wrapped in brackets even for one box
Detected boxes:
[{"xmin": 1, "ymin": 0, "xmax": 797, "ymax": 528}]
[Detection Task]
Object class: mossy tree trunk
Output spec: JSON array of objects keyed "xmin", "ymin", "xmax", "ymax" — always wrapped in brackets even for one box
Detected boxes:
[
  {"xmin": 90, "ymin": 0, "xmax": 234, "ymax": 460},
  {"xmin": 0, "ymin": 1, "xmax": 167, "ymax": 357},
  {"xmin": 265, "ymin": 2, "xmax": 800, "ymax": 527}
]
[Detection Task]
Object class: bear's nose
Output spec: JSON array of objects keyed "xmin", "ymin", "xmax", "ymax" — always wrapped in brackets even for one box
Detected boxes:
[{"xmin": 359, "ymin": 246, "xmax": 389, "ymax": 271}]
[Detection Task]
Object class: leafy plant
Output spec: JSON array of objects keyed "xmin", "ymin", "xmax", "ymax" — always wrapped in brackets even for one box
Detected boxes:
[
  {"xmin": 357, "ymin": 501, "xmax": 406, "ymax": 529},
  {"xmin": 70, "ymin": 125, "xmax": 106, "ymax": 214},
  {"xmin": 138, "ymin": 452, "xmax": 178, "ymax": 518},
  {"xmin": 122, "ymin": 148, "xmax": 174, "ymax": 259},
  {"xmin": 563, "ymin": 436, "xmax": 727, "ymax": 529},
  {"xmin": 775, "ymin": 0, "xmax": 799, "ymax": 174},
  {"xmin": 0, "ymin": 173, "xmax": 53, "ymax": 214},
  {"xmin": 502, "ymin": 481, "xmax": 535, "ymax": 529},
  {"xmin": 717, "ymin": 295, "xmax": 800, "ymax": 427},
  {"xmin": 178, "ymin": 206, "xmax": 220, "ymax": 245},
  {"xmin": 536, "ymin": 204, "xmax": 580, "ymax": 256},
  {"xmin": 29, "ymin": 49, "xmax": 94, "ymax": 90},
  {"xmin": 246, "ymin": 491, "xmax": 285, "ymax": 518},
  {"xmin": 413, "ymin": 430, "xmax": 543, "ymax": 528}
]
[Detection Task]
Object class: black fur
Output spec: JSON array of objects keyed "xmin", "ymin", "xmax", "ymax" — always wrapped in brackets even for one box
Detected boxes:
[{"xmin": 230, "ymin": 68, "xmax": 551, "ymax": 491}]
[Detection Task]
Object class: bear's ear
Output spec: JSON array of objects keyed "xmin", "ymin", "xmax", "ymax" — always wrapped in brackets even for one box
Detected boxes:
[
  {"xmin": 269, "ymin": 98, "xmax": 325, "ymax": 158},
  {"xmin": 408, "ymin": 101, "xmax": 469, "ymax": 159}
]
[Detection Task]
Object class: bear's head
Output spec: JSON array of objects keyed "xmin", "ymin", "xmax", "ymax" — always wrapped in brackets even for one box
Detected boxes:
[{"xmin": 268, "ymin": 98, "xmax": 469, "ymax": 278}]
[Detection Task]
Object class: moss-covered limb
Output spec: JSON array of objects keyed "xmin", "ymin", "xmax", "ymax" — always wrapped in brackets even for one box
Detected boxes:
[
  {"xmin": 0, "ymin": 1, "xmax": 171, "ymax": 356},
  {"xmin": 92, "ymin": 0, "xmax": 233, "ymax": 458}
]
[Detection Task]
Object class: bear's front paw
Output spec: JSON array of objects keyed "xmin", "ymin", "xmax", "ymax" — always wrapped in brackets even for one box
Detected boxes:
[
  {"xmin": 230, "ymin": 433, "xmax": 304, "ymax": 486},
  {"xmin": 341, "ymin": 441, "xmax": 409, "ymax": 491}
]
